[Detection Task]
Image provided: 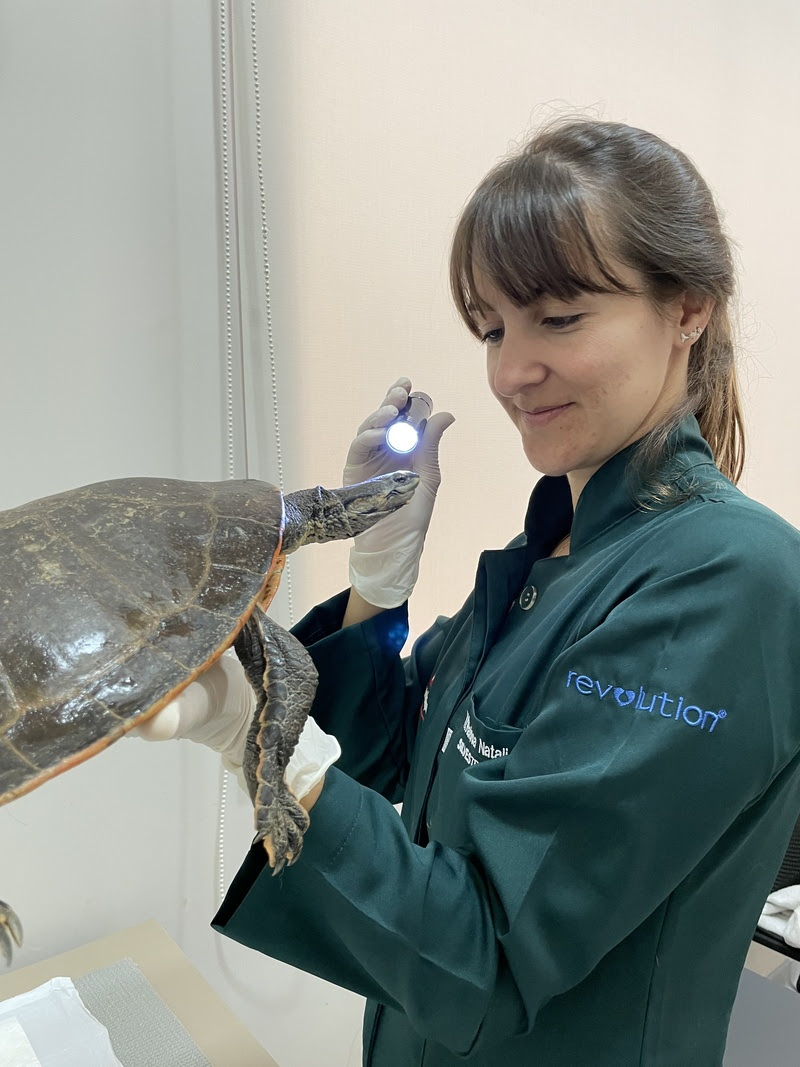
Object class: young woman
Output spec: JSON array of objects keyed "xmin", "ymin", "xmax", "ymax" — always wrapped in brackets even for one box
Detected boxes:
[{"xmin": 139, "ymin": 119, "xmax": 800, "ymax": 1065}]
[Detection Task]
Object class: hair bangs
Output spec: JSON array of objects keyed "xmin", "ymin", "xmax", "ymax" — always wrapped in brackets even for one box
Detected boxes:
[{"xmin": 451, "ymin": 155, "xmax": 639, "ymax": 336}]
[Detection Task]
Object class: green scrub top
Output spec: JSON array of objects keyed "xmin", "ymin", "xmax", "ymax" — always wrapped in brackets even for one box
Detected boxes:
[{"xmin": 212, "ymin": 414, "xmax": 800, "ymax": 1066}]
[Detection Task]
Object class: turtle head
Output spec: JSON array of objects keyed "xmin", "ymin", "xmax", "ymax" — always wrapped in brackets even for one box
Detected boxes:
[{"xmin": 282, "ymin": 470, "xmax": 419, "ymax": 552}]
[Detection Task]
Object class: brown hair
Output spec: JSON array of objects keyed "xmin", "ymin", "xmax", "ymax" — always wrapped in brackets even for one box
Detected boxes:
[{"xmin": 449, "ymin": 118, "xmax": 745, "ymax": 509}]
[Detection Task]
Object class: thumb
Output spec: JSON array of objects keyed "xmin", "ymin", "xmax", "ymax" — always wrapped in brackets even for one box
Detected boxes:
[
  {"xmin": 420, "ymin": 411, "xmax": 455, "ymax": 452},
  {"xmin": 413, "ymin": 411, "xmax": 455, "ymax": 485}
]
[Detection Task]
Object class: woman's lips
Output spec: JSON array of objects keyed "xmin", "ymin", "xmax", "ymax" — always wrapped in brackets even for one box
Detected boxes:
[{"xmin": 521, "ymin": 403, "xmax": 574, "ymax": 425}]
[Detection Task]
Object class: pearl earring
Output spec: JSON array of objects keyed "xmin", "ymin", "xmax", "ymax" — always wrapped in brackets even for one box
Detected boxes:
[{"xmin": 680, "ymin": 326, "xmax": 703, "ymax": 344}]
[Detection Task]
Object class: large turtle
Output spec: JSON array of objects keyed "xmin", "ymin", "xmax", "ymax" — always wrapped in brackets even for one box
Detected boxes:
[{"xmin": 0, "ymin": 470, "xmax": 418, "ymax": 964}]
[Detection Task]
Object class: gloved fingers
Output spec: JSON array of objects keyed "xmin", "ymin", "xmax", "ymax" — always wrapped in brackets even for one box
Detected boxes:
[
  {"xmin": 131, "ymin": 676, "xmax": 213, "ymax": 741},
  {"xmin": 346, "ymin": 390, "xmax": 411, "ymax": 475},
  {"xmin": 131, "ymin": 701, "xmax": 182, "ymax": 741},
  {"xmin": 130, "ymin": 651, "xmax": 241, "ymax": 743},
  {"xmin": 380, "ymin": 377, "xmax": 411, "ymax": 409},
  {"xmin": 353, "ymin": 378, "xmax": 411, "ymax": 436},
  {"xmin": 344, "ymin": 428, "xmax": 396, "ymax": 477},
  {"xmin": 354, "ymin": 406, "xmax": 400, "ymax": 439},
  {"xmin": 405, "ymin": 411, "xmax": 456, "ymax": 486}
]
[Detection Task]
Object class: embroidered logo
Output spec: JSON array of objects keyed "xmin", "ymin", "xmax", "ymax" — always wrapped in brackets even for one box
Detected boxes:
[{"xmin": 566, "ymin": 670, "xmax": 728, "ymax": 733}]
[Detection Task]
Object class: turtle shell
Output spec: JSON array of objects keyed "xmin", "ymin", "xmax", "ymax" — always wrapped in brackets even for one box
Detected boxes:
[{"xmin": 0, "ymin": 477, "xmax": 285, "ymax": 805}]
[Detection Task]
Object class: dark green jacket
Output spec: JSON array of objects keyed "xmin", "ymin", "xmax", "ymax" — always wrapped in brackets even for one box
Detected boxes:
[{"xmin": 213, "ymin": 415, "xmax": 800, "ymax": 1065}]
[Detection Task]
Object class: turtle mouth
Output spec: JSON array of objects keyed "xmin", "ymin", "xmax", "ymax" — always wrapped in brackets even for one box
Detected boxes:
[{"xmin": 387, "ymin": 477, "xmax": 419, "ymax": 501}]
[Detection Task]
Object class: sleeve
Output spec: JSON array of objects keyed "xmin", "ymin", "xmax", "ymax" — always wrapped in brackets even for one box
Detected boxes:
[
  {"xmin": 290, "ymin": 589, "xmax": 455, "ymax": 802},
  {"xmin": 215, "ymin": 533, "xmax": 800, "ymax": 1056}
]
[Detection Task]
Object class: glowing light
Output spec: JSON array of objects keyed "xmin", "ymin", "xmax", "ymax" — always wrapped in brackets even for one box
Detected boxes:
[
  {"xmin": 384, "ymin": 391, "xmax": 432, "ymax": 455},
  {"xmin": 385, "ymin": 422, "xmax": 419, "ymax": 453}
]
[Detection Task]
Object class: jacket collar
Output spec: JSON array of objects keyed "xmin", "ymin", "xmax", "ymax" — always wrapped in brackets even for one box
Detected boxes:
[{"xmin": 522, "ymin": 413, "xmax": 721, "ymax": 555}]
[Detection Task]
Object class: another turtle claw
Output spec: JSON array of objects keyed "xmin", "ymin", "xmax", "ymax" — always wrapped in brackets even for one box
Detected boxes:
[
  {"xmin": 256, "ymin": 787, "xmax": 309, "ymax": 877},
  {"xmin": 0, "ymin": 901, "xmax": 23, "ymax": 966}
]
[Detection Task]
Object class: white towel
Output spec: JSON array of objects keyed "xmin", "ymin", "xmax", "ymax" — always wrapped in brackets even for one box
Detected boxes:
[{"xmin": 758, "ymin": 884, "xmax": 800, "ymax": 948}]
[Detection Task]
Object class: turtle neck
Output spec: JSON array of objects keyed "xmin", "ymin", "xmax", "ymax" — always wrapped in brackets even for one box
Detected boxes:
[{"xmin": 522, "ymin": 413, "xmax": 723, "ymax": 558}]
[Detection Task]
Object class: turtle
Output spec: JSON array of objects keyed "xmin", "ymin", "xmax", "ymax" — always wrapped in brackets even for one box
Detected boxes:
[{"xmin": 0, "ymin": 469, "xmax": 418, "ymax": 965}]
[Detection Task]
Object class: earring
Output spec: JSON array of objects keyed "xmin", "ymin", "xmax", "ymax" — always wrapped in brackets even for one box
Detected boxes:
[{"xmin": 680, "ymin": 326, "xmax": 703, "ymax": 344}]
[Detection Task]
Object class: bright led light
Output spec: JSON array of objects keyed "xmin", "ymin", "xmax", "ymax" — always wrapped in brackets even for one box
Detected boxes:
[
  {"xmin": 385, "ymin": 422, "xmax": 420, "ymax": 453},
  {"xmin": 384, "ymin": 391, "xmax": 433, "ymax": 454}
]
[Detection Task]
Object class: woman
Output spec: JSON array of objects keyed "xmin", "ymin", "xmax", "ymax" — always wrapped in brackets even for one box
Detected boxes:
[{"xmin": 139, "ymin": 119, "xmax": 800, "ymax": 1065}]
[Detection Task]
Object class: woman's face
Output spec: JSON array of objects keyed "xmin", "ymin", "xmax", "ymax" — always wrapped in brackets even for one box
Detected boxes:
[{"xmin": 473, "ymin": 265, "xmax": 692, "ymax": 505}]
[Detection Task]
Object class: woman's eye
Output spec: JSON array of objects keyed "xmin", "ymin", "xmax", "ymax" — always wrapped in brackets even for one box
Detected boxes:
[
  {"xmin": 479, "ymin": 327, "xmax": 504, "ymax": 345},
  {"xmin": 542, "ymin": 315, "xmax": 582, "ymax": 330}
]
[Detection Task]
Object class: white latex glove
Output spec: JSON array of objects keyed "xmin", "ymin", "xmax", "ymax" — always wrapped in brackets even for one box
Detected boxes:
[
  {"xmin": 345, "ymin": 377, "xmax": 455, "ymax": 608},
  {"xmin": 284, "ymin": 713, "xmax": 341, "ymax": 801},
  {"xmin": 133, "ymin": 649, "xmax": 340, "ymax": 801},
  {"xmin": 132, "ymin": 648, "xmax": 253, "ymax": 764}
]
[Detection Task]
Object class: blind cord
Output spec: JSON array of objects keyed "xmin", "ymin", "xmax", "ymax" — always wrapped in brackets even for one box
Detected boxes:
[{"xmin": 216, "ymin": 0, "xmax": 294, "ymax": 907}]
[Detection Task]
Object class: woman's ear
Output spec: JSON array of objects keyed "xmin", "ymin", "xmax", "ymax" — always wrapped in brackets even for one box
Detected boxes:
[{"xmin": 677, "ymin": 292, "xmax": 714, "ymax": 336}]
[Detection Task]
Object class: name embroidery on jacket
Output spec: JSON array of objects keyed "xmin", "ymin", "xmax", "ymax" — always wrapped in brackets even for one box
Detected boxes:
[
  {"xmin": 442, "ymin": 708, "xmax": 511, "ymax": 766},
  {"xmin": 566, "ymin": 670, "xmax": 728, "ymax": 732}
]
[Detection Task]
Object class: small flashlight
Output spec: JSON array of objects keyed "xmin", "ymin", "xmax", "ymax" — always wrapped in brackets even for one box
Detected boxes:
[{"xmin": 385, "ymin": 391, "xmax": 433, "ymax": 454}]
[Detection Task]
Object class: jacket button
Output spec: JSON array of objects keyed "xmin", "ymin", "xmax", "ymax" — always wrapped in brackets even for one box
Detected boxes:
[{"xmin": 519, "ymin": 585, "xmax": 538, "ymax": 610}]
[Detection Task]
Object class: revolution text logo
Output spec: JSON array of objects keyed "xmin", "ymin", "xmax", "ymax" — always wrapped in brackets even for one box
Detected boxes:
[{"xmin": 566, "ymin": 670, "xmax": 728, "ymax": 733}]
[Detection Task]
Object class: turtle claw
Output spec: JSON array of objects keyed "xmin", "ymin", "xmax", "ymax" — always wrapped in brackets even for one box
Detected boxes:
[
  {"xmin": 0, "ymin": 901, "xmax": 23, "ymax": 966},
  {"xmin": 257, "ymin": 786, "xmax": 310, "ymax": 876}
]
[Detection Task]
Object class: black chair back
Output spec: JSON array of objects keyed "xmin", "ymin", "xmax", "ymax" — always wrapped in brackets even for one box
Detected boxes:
[{"xmin": 770, "ymin": 816, "xmax": 800, "ymax": 893}]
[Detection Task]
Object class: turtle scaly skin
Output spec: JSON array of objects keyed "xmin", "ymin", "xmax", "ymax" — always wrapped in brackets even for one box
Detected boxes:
[
  {"xmin": 281, "ymin": 479, "xmax": 416, "ymax": 551},
  {"xmin": 235, "ymin": 609, "xmax": 315, "ymax": 872},
  {"xmin": 0, "ymin": 469, "xmax": 418, "ymax": 963}
]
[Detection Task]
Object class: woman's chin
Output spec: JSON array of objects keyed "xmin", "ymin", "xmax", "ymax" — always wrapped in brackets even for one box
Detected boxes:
[{"xmin": 520, "ymin": 442, "xmax": 574, "ymax": 478}]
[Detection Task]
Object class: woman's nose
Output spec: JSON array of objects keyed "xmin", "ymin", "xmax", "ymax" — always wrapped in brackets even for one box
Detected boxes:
[{"xmin": 490, "ymin": 334, "xmax": 545, "ymax": 398}]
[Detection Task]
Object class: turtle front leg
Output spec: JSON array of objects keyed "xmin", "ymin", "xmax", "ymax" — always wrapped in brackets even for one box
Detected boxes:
[
  {"xmin": 234, "ymin": 608, "xmax": 318, "ymax": 875},
  {"xmin": 0, "ymin": 900, "xmax": 23, "ymax": 967}
]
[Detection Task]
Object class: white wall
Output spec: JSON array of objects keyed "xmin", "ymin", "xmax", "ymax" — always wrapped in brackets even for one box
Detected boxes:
[
  {"xmin": 0, "ymin": 0, "xmax": 241, "ymax": 1038},
  {"xmin": 0, "ymin": 4, "xmax": 364, "ymax": 1066},
  {"xmin": 2, "ymin": 3, "xmax": 799, "ymax": 1067}
]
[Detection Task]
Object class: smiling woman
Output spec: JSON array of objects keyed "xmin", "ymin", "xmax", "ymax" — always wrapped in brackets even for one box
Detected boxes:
[
  {"xmin": 465, "ymin": 265, "xmax": 706, "ymax": 506},
  {"xmin": 450, "ymin": 118, "xmax": 745, "ymax": 511}
]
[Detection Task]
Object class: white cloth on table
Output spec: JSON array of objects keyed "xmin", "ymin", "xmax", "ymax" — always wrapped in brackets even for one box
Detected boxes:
[{"xmin": 758, "ymin": 884, "xmax": 800, "ymax": 948}]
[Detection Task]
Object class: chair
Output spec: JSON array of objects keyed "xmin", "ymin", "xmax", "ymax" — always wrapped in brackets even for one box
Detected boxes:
[{"xmin": 752, "ymin": 815, "xmax": 800, "ymax": 987}]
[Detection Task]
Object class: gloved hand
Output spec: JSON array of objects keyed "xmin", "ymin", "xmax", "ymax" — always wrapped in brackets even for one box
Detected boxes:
[
  {"xmin": 132, "ymin": 649, "xmax": 340, "ymax": 801},
  {"xmin": 345, "ymin": 378, "xmax": 455, "ymax": 609}
]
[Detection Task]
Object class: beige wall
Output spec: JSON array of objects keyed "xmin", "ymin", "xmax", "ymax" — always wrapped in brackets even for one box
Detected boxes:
[{"xmin": 254, "ymin": 1, "xmax": 800, "ymax": 661}]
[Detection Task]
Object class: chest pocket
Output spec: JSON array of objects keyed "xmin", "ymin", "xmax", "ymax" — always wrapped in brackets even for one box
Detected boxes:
[{"xmin": 426, "ymin": 694, "xmax": 523, "ymax": 843}]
